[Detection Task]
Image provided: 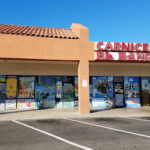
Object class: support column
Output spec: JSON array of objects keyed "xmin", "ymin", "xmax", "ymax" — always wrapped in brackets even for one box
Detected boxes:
[{"xmin": 78, "ymin": 60, "xmax": 90, "ymax": 114}]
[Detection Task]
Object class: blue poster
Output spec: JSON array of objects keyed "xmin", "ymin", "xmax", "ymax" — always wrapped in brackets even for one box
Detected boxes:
[
  {"xmin": 36, "ymin": 76, "xmax": 56, "ymax": 108},
  {"xmin": 107, "ymin": 77, "xmax": 114, "ymax": 107},
  {"xmin": 124, "ymin": 77, "xmax": 140, "ymax": 107},
  {"xmin": 92, "ymin": 76, "xmax": 108, "ymax": 107}
]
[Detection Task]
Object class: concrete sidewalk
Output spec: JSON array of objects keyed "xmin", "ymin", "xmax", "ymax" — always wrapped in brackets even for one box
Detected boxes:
[{"xmin": 1, "ymin": 107, "xmax": 150, "ymax": 121}]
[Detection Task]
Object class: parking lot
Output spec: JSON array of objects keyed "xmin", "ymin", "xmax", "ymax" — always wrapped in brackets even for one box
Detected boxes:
[{"xmin": 1, "ymin": 116, "xmax": 150, "ymax": 150}]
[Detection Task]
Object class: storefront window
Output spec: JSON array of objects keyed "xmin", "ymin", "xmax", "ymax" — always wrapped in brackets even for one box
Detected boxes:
[
  {"xmin": 141, "ymin": 77, "xmax": 150, "ymax": 106},
  {"xmin": 62, "ymin": 76, "xmax": 74, "ymax": 108},
  {"xmin": 113, "ymin": 76, "xmax": 124, "ymax": 107},
  {"xmin": 6, "ymin": 76, "xmax": 17, "ymax": 110},
  {"xmin": 0, "ymin": 75, "xmax": 6, "ymax": 110},
  {"xmin": 36, "ymin": 76, "xmax": 56, "ymax": 109},
  {"xmin": 17, "ymin": 76, "xmax": 37, "ymax": 110},
  {"xmin": 90, "ymin": 76, "xmax": 113, "ymax": 108},
  {"xmin": 124, "ymin": 77, "xmax": 140, "ymax": 107}
]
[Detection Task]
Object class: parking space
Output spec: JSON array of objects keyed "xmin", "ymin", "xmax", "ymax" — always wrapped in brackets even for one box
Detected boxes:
[{"xmin": 0, "ymin": 116, "xmax": 150, "ymax": 150}]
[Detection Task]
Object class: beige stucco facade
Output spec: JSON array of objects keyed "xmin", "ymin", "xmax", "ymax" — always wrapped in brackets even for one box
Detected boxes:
[
  {"xmin": 0, "ymin": 23, "xmax": 94, "ymax": 114},
  {"xmin": 1, "ymin": 23, "xmax": 150, "ymax": 113}
]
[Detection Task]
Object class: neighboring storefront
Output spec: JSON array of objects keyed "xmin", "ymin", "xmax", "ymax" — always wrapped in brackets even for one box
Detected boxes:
[
  {"xmin": 1, "ymin": 23, "xmax": 150, "ymax": 113},
  {"xmin": 0, "ymin": 75, "xmax": 78, "ymax": 110}
]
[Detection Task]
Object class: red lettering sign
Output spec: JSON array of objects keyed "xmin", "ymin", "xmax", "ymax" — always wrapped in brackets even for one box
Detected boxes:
[
  {"xmin": 122, "ymin": 42, "xmax": 129, "ymax": 50},
  {"xmin": 105, "ymin": 42, "xmax": 113, "ymax": 50},
  {"xmin": 97, "ymin": 42, "xmax": 103, "ymax": 50}
]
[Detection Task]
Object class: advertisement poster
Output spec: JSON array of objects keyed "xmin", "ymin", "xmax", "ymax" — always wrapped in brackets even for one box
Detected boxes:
[
  {"xmin": 113, "ymin": 77, "xmax": 124, "ymax": 107},
  {"xmin": 6, "ymin": 76, "xmax": 17, "ymax": 99},
  {"xmin": 0, "ymin": 100, "xmax": 5, "ymax": 110},
  {"xmin": 115, "ymin": 94, "xmax": 124, "ymax": 106},
  {"xmin": 107, "ymin": 77, "xmax": 114, "ymax": 107},
  {"xmin": 36, "ymin": 76, "xmax": 56, "ymax": 109},
  {"xmin": 124, "ymin": 77, "xmax": 140, "ymax": 107},
  {"xmin": 0, "ymin": 83, "xmax": 6, "ymax": 100},
  {"xmin": 17, "ymin": 99, "xmax": 37, "ymax": 110},
  {"xmin": 142, "ymin": 79, "xmax": 149, "ymax": 90},
  {"xmin": 74, "ymin": 77, "xmax": 78, "ymax": 98},
  {"xmin": 0, "ymin": 75, "xmax": 6, "ymax": 82},
  {"xmin": 89, "ymin": 85, "xmax": 93, "ymax": 107},
  {"xmin": 56, "ymin": 81, "xmax": 62, "ymax": 99},
  {"xmin": 6, "ymin": 100, "xmax": 16, "ymax": 110},
  {"xmin": 92, "ymin": 76, "xmax": 108, "ymax": 107},
  {"xmin": 18, "ymin": 77, "xmax": 35, "ymax": 98}
]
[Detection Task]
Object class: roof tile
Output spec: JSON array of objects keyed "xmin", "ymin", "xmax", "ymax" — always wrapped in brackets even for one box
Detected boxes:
[{"xmin": 0, "ymin": 24, "xmax": 79, "ymax": 39}]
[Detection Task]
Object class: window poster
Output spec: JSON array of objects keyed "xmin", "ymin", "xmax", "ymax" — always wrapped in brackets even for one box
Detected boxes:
[
  {"xmin": 0, "ymin": 83, "xmax": 6, "ymax": 100},
  {"xmin": 89, "ymin": 85, "xmax": 93, "ymax": 107},
  {"xmin": 142, "ymin": 79, "xmax": 149, "ymax": 90},
  {"xmin": 74, "ymin": 77, "xmax": 78, "ymax": 98},
  {"xmin": 124, "ymin": 77, "xmax": 140, "ymax": 107},
  {"xmin": 0, "ymin": 83, "xmax": 6, "ymax": 110},
  {"xmin": 18, "ymin": 77, "xmax": 35, "ymax": 98},
  {"xmin": 17, "ymin": 99, "xmax": 37, "ymax": 110},
  {"xmin": 141, "ymin": 78, "xmax": 149, "ymax": 97},
  {"xmin": 113, "ymin": 76, "xmax": 124, "ymax": 107},
  {"xmin": 6, "ymin": 76, "xmax": 17, "ymax": 99},
  {"xmin": 74, "ymin": 77, "xmax": 78, "ymax": 107},
  {"xmin": 62, "ymin": 84, "xmax": 74, "ymax": 108},
  {"xmin": 6, "ymin": 100, "xmax": 16, "ymax": 110},
  {"xmin": 92, "ymin": 76, "xmax": 108, "ymax": 107},
  {"xmin": 36, "ymin": 76, "xmax": 56, "ymax": 109},
  {"xmin": 107, "ymin": 77, "xmax": 114, "ymax": 107},
  {"xmin": 0, "ymin": 75, "xmax": 6, "ymax": 82},
  {"xmin": 56, "ymin": 81, "xmax": 62, "ymax": 99}
]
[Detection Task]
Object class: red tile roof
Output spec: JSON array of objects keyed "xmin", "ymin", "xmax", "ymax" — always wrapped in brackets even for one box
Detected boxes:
[{"xmin": 0, "ymin": 24, "xmax": 79, "ymax": 39}]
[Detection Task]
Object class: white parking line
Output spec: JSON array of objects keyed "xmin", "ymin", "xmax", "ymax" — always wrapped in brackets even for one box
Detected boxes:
[
  {"xmin": 12, "ymin": 120, "xmax": 93, "ymax": 150},
  {"xmin": 63, "ymin": 118, "xmax": 150, "ymax": 139},
  {"xmin": 119, "ymin": 116, "xmax": 150, "ymax": 122}
]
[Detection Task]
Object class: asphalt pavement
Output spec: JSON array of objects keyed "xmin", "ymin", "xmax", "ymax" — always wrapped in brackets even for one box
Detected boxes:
[{"xmin": 1, "ymin": 116, "xmax": 150, "ymax": 150}]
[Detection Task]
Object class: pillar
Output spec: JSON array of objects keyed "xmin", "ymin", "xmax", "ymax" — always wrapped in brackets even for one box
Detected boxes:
[{"xmin": 78, "ymin": 60, "xmax": 90, "ymax": 114}]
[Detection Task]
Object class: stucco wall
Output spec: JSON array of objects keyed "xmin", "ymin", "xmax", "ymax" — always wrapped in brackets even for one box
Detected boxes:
[
  {"xmin": 0, "ymin": 60, "xmax": 78, "ymax": 75},
  {"xmin": 0, "ymin": 28, "xmax": 94, "ymax": 61},
  {"xmin": 90, "ymin": 62, "xmax": 150, "ymax": 76}
]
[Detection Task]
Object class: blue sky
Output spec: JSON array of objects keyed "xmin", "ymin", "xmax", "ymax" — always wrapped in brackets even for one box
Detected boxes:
[{"xmin": 0, "ymin": 0, "xmax": 150, "ymax": 42}]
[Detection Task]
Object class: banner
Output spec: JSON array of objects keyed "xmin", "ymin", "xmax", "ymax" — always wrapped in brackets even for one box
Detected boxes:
[
  {"xmin": 6, "ymin": 76, "xmax": 17, "ymax": 99},
  {"xmin": 18, "ymin": 77, "xmax": 35, "ymax": 98},
  {"xmin": 6, "ymin": 100, "xmax": 16, "ymax": 110},
  {"xmin": 17, "ymin": 99, "xmax": 37, "ymax": 110},
  {"xmin": 124, "ymin": 77, "xmax": 140, "ymax": 107}
]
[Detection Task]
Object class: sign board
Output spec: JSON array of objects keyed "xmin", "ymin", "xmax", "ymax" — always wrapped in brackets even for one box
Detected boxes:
[{"xmin": 95, "ymin": 42, "xmax": 150, "ymax": 62}]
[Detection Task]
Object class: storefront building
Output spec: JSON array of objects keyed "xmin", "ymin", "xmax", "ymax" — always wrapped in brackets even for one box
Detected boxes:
[{"xmin": 0, "ymin": 24, "xmax": 150, "ymax": 113}]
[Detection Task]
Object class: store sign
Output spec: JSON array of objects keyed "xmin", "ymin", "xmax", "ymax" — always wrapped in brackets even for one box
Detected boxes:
[{"xmin": 95, "ymin": 42, "xmax": 150, "ymax": 61}]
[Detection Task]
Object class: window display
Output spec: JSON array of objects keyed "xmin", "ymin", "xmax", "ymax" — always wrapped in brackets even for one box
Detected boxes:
[
  {"xmin": 91, "ymin": 76, "xmax": 108, "ymax": 107},
  {"xmin": 124, "ymin": 77, "xmax": 140, "ymax": 107},
  {"xmin": 62, "ymin": 76, "xmax": 74, "ymax": 108},
  {"xmin": 141, "ymin": 77, "xmax": 150, "ymax": 106},
  {"xmin": 6, "ymin": 76, "xmax": 17, "ymax": 99},
  {"xmin": 36, "ymin": 76, "xmax": 56, "ymax": 109},
  {"xmin": 18, "ymin": 76, "xmax": 35, "ymax": 98},
  {"xmin": 113, "ymin": 76, "xmax": 124, "ymax": 107}
]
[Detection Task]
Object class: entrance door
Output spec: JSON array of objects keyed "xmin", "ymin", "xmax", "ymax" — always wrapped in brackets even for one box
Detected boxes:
[
  {"xmin": 141, "ymin": 77, "xmax": 150, "ymax": 106},
  {"xmin": 113, "ymin": 77, "xmax": 124, "ymax": 107}
]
